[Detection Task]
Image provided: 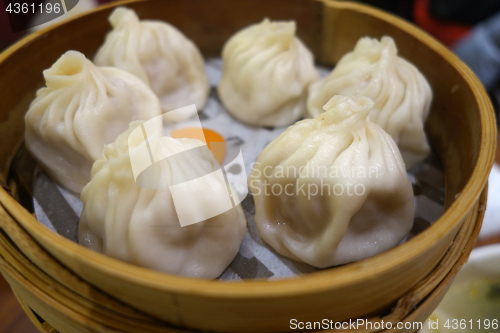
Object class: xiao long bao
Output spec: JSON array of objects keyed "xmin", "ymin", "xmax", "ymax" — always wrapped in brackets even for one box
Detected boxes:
[
  {"xmin": 249, "ymin": 95, "xmax": 415, "ymax": 268},
  {"xmin": 94, "ymin": 7, "xmax": 210, "ymax": 116},
  {"xmin": 218, "ymin": 18, "xmax": 320, "ymax": 127},
  {"xmin": 79, "ymin": 122, "xmax": 247, "ymax": 278},
  {"xmin": 24, "ymin": 51, "xmax": 162, "ymax": 194},
  {"xmin": 307, "ymin": 36, "xmax": 433, "ymax": 169}
]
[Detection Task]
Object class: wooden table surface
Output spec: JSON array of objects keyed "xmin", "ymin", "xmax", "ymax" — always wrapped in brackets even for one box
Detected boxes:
[
  {"xmin": 1, "ymin": 135, "xmax": 500, "ymax": 332},
  {"xmin": 0, "ymin": 274, "xmax": 39, "ymax": 333}
]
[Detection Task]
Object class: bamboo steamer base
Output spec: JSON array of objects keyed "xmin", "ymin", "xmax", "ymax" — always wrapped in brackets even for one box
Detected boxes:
[
  {"xmin": 0, "ymin": 187, "xmax": 486, "ymax": 333},
  {"xmin": 13, "ymin": 292, "xmax": 58, "ymax": 333}
]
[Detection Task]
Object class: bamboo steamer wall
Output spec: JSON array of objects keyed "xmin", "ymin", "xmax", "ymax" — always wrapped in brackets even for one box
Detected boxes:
[
  {"xmin": 0, "ymin": 188, "xmax": 486, "ymax": 333},
  {"xmin": 0, "ymin": 177, "xmax": 487, "ymax": 333},
  {"xmin": 0, "ymin": 0, "xmax": 496, "ymax": 332}
]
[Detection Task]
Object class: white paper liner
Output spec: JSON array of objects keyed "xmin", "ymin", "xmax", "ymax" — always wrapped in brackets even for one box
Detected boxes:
[{"xmin": 33, "ymin": 58, "xmax": 444, "ymax": 280}]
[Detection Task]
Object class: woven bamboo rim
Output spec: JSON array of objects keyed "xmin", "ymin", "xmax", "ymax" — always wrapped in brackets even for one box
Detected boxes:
[{"xmin": 0, "ymin": 187, "xmax": 486, "ymax": 332}]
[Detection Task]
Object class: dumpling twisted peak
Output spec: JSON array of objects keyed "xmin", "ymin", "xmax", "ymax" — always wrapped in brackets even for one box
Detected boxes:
[
  {"xmin": 224, "ymin": 18, "xmax": 296, "ymax": 52},
  {"xmin": 24, "ymin": 50, "xmax": 162, "ymax": 193},
  {"xmin": 218, "ymin": 18, "xmax": 320, "ymax": 127},
  {"xmin": 43, "ymin": 51, "xmax": 89, "ymax": 88},
  {"xmin": 307, "ymin": 36, "xmax": 433, "ymax": 169},
  {"xmin": 318, "ymin": 94, "xmax": 374, "ymax": 128},
  {"xmin": 250, "ymin": 95, "xmax": 414, "ymax": 268},
  {"xmin": 108, "ymin": 5, "xmax": 138, "ymax": 29},
  {"xmin": 94, "ymin": 7, "xmax": 210, "ymax": 115}
]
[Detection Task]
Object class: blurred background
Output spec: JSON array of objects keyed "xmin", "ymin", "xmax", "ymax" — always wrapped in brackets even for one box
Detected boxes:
[{"xmin": 1, "ymin": 1, "xmax": 500, "ymax": 332}]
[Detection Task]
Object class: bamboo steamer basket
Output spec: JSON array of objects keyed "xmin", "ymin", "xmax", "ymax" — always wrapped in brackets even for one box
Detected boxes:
[{"xmin": 0, "ymin": 0, "xmax": 496, "ymax": 332}]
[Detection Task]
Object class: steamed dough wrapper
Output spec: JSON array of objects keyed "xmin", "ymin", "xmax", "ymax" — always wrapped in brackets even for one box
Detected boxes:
[
  {"xmin": 307, "ymin": 36, "xmax": 433, "ymax": 169},
  {"xmin": 94, "ymin": 7, "xmax": 210, "ymax": 115},
  {"xmin": 218, "ymin": 19, "xmax": 320, "ymax": 127},
  {"xmin": 24, "ymin": 51, "xmax": 162, "ymax": 193},
  {"xmin": 79, "ymin": 122, "xmax": 247, "ymax": 278},
  {"xmin": 250, "ymin": 96, "xmax": 414, "ymax": 268}
]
